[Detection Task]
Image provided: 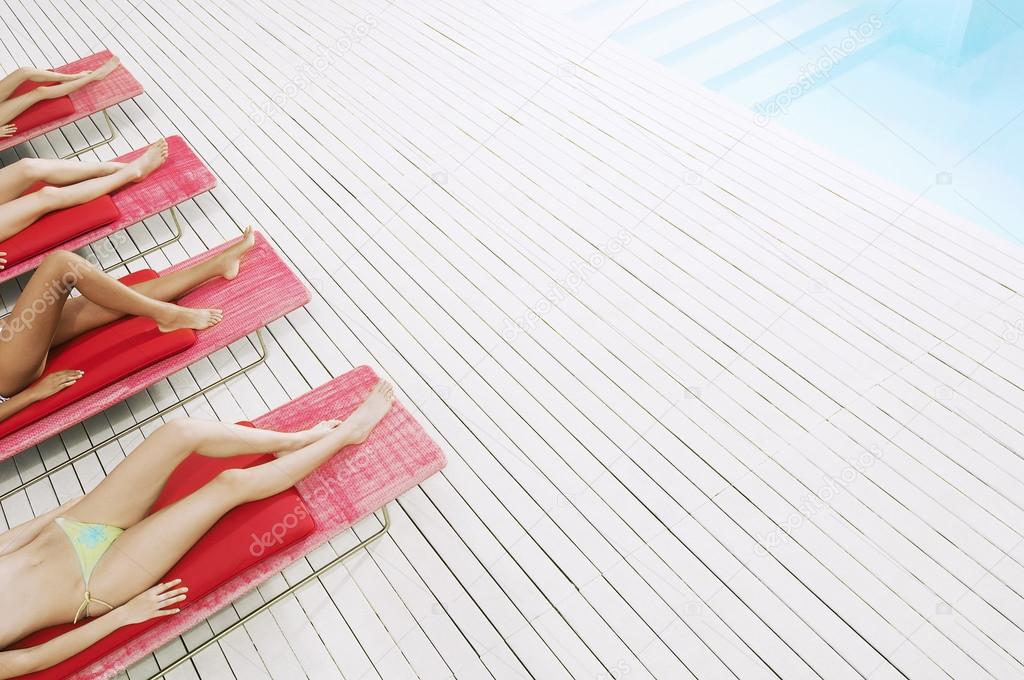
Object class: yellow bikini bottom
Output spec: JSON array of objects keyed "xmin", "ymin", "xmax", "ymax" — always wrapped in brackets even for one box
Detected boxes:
[{"xmin": 55, "ymin": 517, "xmax": 124, "ymax": 622}]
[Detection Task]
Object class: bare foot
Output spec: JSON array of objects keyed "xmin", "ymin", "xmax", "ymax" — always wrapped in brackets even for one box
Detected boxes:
[
  {"xmin": 216, "ymin": 226, "xmax": 256, "ymax": 280},
  {"xmin": 128, "ymin": 138, "xmax": 169, "ymax": 182},
  {"xmin": 340, "ymin": 380, "xmax": 395, "ymax": 445},
  {"xmin": 86, "ymin": 56, "xmax": 120, "ymax": 82},
  {"xmin": 156, "ymin": 304, "xmax": 223, "ymax": 333},
  {"xmin": 0, "ymin": 124, "xmax": 14, "ymax": 138}
]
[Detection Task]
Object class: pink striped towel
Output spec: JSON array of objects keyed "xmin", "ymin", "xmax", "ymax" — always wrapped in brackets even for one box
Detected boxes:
[{"xmin": 0, "ymin": 50, "xmax": 144, "ymax": 153}]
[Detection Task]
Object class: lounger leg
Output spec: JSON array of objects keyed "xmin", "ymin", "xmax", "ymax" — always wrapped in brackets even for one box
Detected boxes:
[
  {"xmin": 0, "ymin": 328, "xmax": 268, "ymax": 503},
  {"xmin": 102, "ymin": 204, "xmax": 185, "ymax": 272},
  {"xmin": 60, "ymin": 109, "xmax": 118, "ymax": 159},
  {"xmin": 145, "ymin": 506, "xmax": 392, "ymax": 680}
]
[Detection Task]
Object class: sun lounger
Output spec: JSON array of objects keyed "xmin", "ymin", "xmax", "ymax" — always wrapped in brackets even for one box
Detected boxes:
[
  {"xmin": 0, "ymin": 51, "xmax": 144, "ymax": 159},
  {"xmin": 0, "ymin": 135, "xmax": 216, "ymax": 283},
  {"xmin": 8, "ymin": 366, "xmax": 447, "ymax": 680},
  {"xmin": 0, "ymin": 232, "xmax": 309, "ymax": 494}
]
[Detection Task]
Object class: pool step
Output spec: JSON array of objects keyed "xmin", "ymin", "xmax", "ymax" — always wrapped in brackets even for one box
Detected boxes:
[
  {"xmin": 566, "ymin": 0, "xmax": 712, "ymax": 36},
  {"xmin": 714, "ymin": 13, "xmax": 894, "ymax": 111},
  {"xmin": 608, "ymin": 0, "xmax": 789, "ymax": 61},
  {"xmin": 661, "ymin": 0, "xmax": 862, "ymax": 82}
]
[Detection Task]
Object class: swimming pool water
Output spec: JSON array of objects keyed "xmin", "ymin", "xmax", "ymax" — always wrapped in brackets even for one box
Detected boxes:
[{"xmin": 556, "ymin": 0, "xmax": 1024, "ymax": 243}]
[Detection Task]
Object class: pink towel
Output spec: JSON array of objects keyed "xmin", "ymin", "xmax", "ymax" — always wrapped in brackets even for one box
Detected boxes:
[
  {"xmin": 0, "ymin": 50, "xmax": 144, "ymax": 152},
  {"xmin": 72, "ymin": 365, "xmax": 447, "ymax": 680},
  {"xmin": 0, "ymin": 135, "xmax": 216, "ymax": 282},
  {"xmin": 0, "ymin": 232, "xmax": 309, "ymax": 457}
]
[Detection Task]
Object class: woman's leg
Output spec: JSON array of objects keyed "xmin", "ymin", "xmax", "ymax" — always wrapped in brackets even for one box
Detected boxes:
[
  {"xmin": 0, "ymin": 251, "xmax": 81, "ymax": 393},
  {"xmin": 0, "ymin": 58, "xmax": 119, "ymax": 125},
  {"xmin": 0, "ymin": 68, "xmax": 33, "ymax": 103},
  {"xmin": 0, "ymin": 66, "xmax": 92, "ymax": 102},
  {"xmin": 51, "ymin": 227, "xmax": 254, "ymax": 345},
  {"xmin": 66, "ymin": 417, "xmax": 338, "ymax": 527},
  {"xmin": 0, "ymin": 140, "xmax": 167, "ymax": 242},
  {"xmin": 0, "ymin": 157, "xmax": 125, "ymax": 205},
  {"xmin": 81, "ymin": 382, "xmax": 394, "ymax": 605},
  {"xmin": 52, "ymin": 250, "xmax": 223, "ymax": 331},
  {"xmin": 0, "ymin": 249, "xmax": 221, "ymax": 394}
]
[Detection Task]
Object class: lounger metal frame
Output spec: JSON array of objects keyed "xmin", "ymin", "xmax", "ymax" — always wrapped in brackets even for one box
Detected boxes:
[
  {"xmin": 60, "ymin": 109, "xmax": 118, "ymax": 159},
  {"xmin": 0, "ymin": 328, "xmax": 268, "ymax": 503},
  {"xmin": 145, "ymin": 506, "xmax": 392, "ymax": 680},
  {"xmin": 101, "ymin": 204, "xmax": 185, "ymax": 273}
]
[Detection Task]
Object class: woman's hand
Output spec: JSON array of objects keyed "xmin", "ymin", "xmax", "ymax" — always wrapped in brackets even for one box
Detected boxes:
[
  {"xmin": 0, "ymin": 250, "xmax": 7, "ymax": 270},
  {"xmin": 0, "ymin": 124, "xmax": 14, "ymax": 139},
  {"xmin": 25, "ymin": 370, "xmax": 84, "ymax": 401},
  {"xmin": 115, "ymin": 580, "xmax": 188, "ymax": 626}
]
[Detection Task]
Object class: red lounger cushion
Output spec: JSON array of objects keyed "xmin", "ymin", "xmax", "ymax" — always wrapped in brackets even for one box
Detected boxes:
[
  {"xmin": 0, "ymin": 186, "xmax": 121, "ymax": 266},
  {"xmin": 11, "ymin": 432, "xmax": 317, "ymax": 680},
  {"xmin": 8, "ymin": 80, "xmax": 76, "ymax": 134},
  {"xmin": 0, "ymin": 270, "xmax": 195, "ymax": 439}
]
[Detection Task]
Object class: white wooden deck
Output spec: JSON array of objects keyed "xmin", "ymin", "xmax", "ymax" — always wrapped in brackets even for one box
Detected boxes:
[{"xmin": 3, "ymin": 1, "xmax": 1024, "ymax": 678}]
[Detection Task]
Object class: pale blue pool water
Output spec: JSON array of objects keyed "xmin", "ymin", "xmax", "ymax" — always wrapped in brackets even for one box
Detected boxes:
[{"xmin": 558, "ymin": 0, "xmax": 1024, "ymax": 243}]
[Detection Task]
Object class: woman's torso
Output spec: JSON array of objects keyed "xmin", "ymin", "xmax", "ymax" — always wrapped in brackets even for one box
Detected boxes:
[{"xmin": 0, "ymin": 522, "xmax": 88, "ymax": 649}]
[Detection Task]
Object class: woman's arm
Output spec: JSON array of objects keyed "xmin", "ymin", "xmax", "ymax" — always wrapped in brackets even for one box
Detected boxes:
[
  {"xmin": 0, "ymin": 581, "xmax": 187, "ymax": 679},
  {"xmin": 0, "ymin": 609, "xmax": 123, "ymax": 679},
  {"xmin": 0, "ymin": 371, "xmax": 83, "ymax": 424},
  {"xmin": 0, "ymin": 390, "xmax": 39, "ymax": 423},
  {"xmin": 0, "ymin": 497, "xmax": 82, "ymax": 557}
]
